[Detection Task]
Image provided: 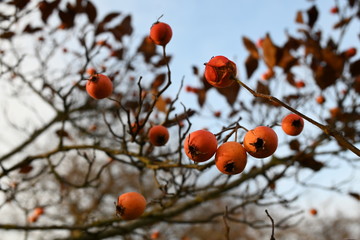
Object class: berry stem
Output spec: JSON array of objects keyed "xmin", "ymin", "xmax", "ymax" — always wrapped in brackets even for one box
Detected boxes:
[{"xmin": 234, "ymin": 77, "xmax": 360, "ymax": 157}]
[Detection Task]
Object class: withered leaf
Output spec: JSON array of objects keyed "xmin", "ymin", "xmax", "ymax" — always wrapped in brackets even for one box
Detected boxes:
[
  {"xmin": 9, "ymin": 0, "xmax": 30, "ymax": 10},
  {"xmin": 58, "ymin": 9, "xmax": 76, "ymax": 29},
  {"xmin": 350, "ymin": 59, "xmax": 360, "ymax": 77},
  {"xmin": 151, "ymin": 74, "xmax": 166, "ymax": 90},
  {"xmin": 155, "ymin": 96, "xmax": 167, "ymax": 113},
  {"xmin": 277, "ymin": 47, "xmax": 298, "ymax": 73},
  {"xmin": 137, "ymin": 36, "xmax": 156, "ymax": 62},
  {"xmin": 154, "ymin": 56, "xmax": 171, "ymax": 67},
  {"xmin": 298, "ymin": 154, "xmax": 323, "ymax": 171},
  {"xmin": 262, "ymin": 34, "xmax": 279, "ymax": 68},
  {"xmin": 333, "ymin": 17, "xmax": 352, "ymax": 29},
  {"xmin": 85, "ymin": 1, "xmax": 97, "ymax": 23},
  {"xmin": 242, "ymin": 36, "xmax": 259, "ymax": 59},
  {"xmin": 349, "ymin": 192, "xmax": 360, "ymax": 201},
  {"xmin": 216, "ymin": 81, "xmax": 240, "ymax": 106},
  {"xmin": 197, "ymin": 88, "xmax": 207, "ymax": 107},
  {"xmin": 314, "ymin": 64, "xmax": 338, "ymax": 90},
  {"xmin": 289, "ymin": 139, "xmax": 301, "ymax": 151},
  {"xmin": 0, "ymin": 31, "xmax": 15, "ymax": 39},
  {"xmin": 307, "ymin": 5, "xmax": 318, "ymax": 28},
  {"xmin": 295, "ymin": 11, "xmax": 304, "ymax": 24},
  {"xmin": 256, "ymin": 81, "xmax": 270, "ymax": 95},
  {"xmin": 39, "ymin": 0, "xmax": 60, "ymax": 24},
  {"xmin": 348, "ymin": 0, "xmax": 356, "ymax": 7},
  {"xmin": 192, "ymin": 66, "xmax": 199, "ymax": 75},
  {"xmin": 23, "ymin": 24, "xmax": 42, "ymax": 33},
  {"xmin": 110, "ymin": 15, "xmax": 133, "ymax": 42},
  {"xmin": 322, "ymin": 48, "xmax": 344, "ymax": 76},
  {"xmin": 245, "ymin": 55, "xmax": 258, "ymax": 79}
]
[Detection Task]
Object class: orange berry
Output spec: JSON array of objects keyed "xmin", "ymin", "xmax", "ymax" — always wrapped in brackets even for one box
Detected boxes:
[
  {"xmin": 316, "ymin": 95, "xmax": 325, "ymax": 104},
  {"xmin": 184, "ymin": 130, "xmax": 218, "ymax": 162},
  {"xmin": 116, "ymin": 192, "xmax": 146, "ymax": 220},
  {"xmin": 330, "ymin": 6, "xmax": 339, "ymax": 14},
  {"xmin": 243, "ymin": 126, "xmax": 278, "ymax": 158},
  {"xmin": 215, "ymin": 142, "xmax": 247, "ymax": 175},
  {"xmin": 151, "ymin": 230, "xmax": 161, "ymax": 239},
  {"xmin": 149, "ymin": 22, "xmax": 172, "ymax": 46},
  {"xmin": 281, "ymin": 114, "xmax": 304, "ymax": 136},
  {"xmin": 260, "ymin": 68, "xmax": 274, "ymax": 81},
  {"xmin": 204, "ymin": 56, "xmax": 237, "ymax": 88},
  {"xmin": 256, "ymin": 38, "xmax": 264, "ymax": 48},
  {"xmin": 309, "ymin": 208, "xmax": 318, "ymax": 216},
  {"xmin": 148, "ymin": 125, "xmax": 169, "ymax": 146},
  {"xmin": 86, "ymin": 67, "xmax": 96, "ymax": 76},
  {"xmin": 344, "ymin": 47, "xmax": 357, "ymax": 58},
  {"xmin": 86, "ymin": 74, "xmax": 113, "ymax": 99},
  {"xmin": 33, "ymin": 207, "xmax": 44, "ymax": 217},
  {"xmin": 27, "ymin": 215, "xmax": 38, "ymax": 223},
  {"xmin": 295, "ymin": 81, "xmax": 305, "ymax": 88}
]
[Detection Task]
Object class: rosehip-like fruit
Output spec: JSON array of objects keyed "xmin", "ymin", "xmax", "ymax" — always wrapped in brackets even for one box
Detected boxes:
[
  {"xmin": 148, "ymin": 125, "xmax": 169, "ymax": 146},
  {"xmin": 281, "ymin": 114, "xmax": 304, "ymax": 136},
  {"xmin": 184, "ymin": 130, "xmax": 218, "ymax": 162},
  {"xmin": 116, "ymin": 192, "xmax": 147, "ymax": 220},
  {"xmin": 215, "ymin": 141, "xmax": 247, "ymax": 175},
  {"xmin": 86, "ymin": 74, "xmax": 113, "ymax": 99},
  {"xmin": 344, "ymin": 47, "xmax": 357, "ymax": 58},
  {"xmin": 316, "ymin": 95, "xmax": 326, "ymax": 104},
  {"xmin": 204, "ymin": 56, "xmax": 237, "ymax": 88},
  {"xmin": 243, "ymin": 126, "xmax": 278, "ymax": 158},
  {"xmin": 149, "ymin": 22, "xmax": 172, "ymax": 46}
]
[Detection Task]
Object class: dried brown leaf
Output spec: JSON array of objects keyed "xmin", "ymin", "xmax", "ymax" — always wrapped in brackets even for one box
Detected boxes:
[
  {"xmin": 245, "ymin": 55, "xmax": 258, "ymax": 79},
  {"xmin": 242, "ymin": 36, "xmax": 259, "ymax": 59}
]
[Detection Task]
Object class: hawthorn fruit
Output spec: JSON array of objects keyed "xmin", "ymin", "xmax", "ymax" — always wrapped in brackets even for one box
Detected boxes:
[
  {"xmin": 116, "ymin": 192, "xmax": 147, "ymax": 220},
  {"xmin": 204, "ymin": 56, "xmax": 237, "ymax": 88},
  {"xmin": 149, "ymin": 22, "xmax": 173, "ymax": 46},
  {"xmin": 215, "ymin": 141, "xmax": 247, "ymax": 175},
  {"xmin": 86, "ymin": 74, "xmax": 113, "ymax": 99},
  {"xmin": 184, "ymin": 130, "xmax": 218, "ymax": 162},
  {"xmin": 281, "ymin": 113, "xmax": 304, "ymax": 136},
  {"xmin": 243, "ymin": 126, "xmax": 278, "ymax": 158},
  {"xmin": 148, "ymin": 125, "xmax": 169, "ymax": 146}
]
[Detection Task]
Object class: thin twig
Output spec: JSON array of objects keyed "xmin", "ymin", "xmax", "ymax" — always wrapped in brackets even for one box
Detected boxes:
[{"xmin": 265, "ymin": 209, "xmax": 276, "ymax": 240}]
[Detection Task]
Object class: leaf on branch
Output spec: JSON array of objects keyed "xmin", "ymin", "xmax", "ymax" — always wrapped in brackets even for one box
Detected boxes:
[
  {"xmin": 153, "ymin": 56, "xmax": 172, "ymax": 67},
  {"xmin": 0, "ymin": 31, "xmax": 15, "ymax": 39},
  {"xmin": 306, "ymin": 5, "xmax": 318, "ymax": 28},
  {"xmin": 242, "ymin": 36, "xmax": 259, "ymax": 59},
  {"xmin": 23, "ymin": 24, "xmax": 42, "ymax": 33},
  {"xmin": 8, "ymin": 0, "xmax": 30, "ymax": 10},
  {"xmin": 85, "ymin": 1, "xmax": 97, "ymax": 23},
  {"xmin": 245, "ymin": 55, "xmax": 258, "ymax": 79},
  {"xmin": 277, "ymin": 47, "xmax": 298, "ymax": 73},
  {"xmin": 110, "ymin": 15, "xmax": 133, "ymax": 42},
  {"xmin": 19, "ymin": 164, "xmax": 33, "ymax": 174},
  {"xmin": 314, "ymin": 64, "xmax": 338, "ymax": 90},
  {"xmin": 110, "ymin": 48, "xmax": 123, "ymax": 59},
  {"xmin": 349, "ymin": 192, "xmax": 360, "ymax": 201},
  {"xmin": 39, "ymin": 0, "xmax": 60, "ymax": 24},
  {"xmin": 333, "ymin": 17, "xmax": 352, "ymax": 29},
  {"xmin": 197, "ymin": 88, "xmax": 207, "ymax": 107},
  {"xmin": 322, "ymin": 48, "xmax": 345, "ymax": 76},
  {"xmin": 256, "ymin": 80, "xmax": 270, "ymax": 95},
  {"xmin": 155, "ymin": 96, "xmax": 167, "ymax": 113},
  {"xmin": 295, "ymin": 11, "xmax": 304, "ymax": 24},
  {"xmin": 350, "ymin": 59, "xmax": 360, "ymax": 77},
  {"xmin": 348, "ymin": 0, "xmax": 356, "ymax": 7},
  {"xmin": 192, "ymin": 66, "xmax": 199, "ymax": 75},
  {"xmin": 289, "ymin": 139, "xmax": 301, "ymax": 151},
  {"xmin": 151, "ymin": 74, "xmax": 166, "ymax": 90},
  {"xmin": 137, "ymin": 36, "xmax": 156, "ymax": 63},
  {"xmin": 297, "ymin": 154, "xmax": 324, "ymax": 171},
  {"xmin": 58, "ymin": 9, "xmax": 76, "ymax": 29},
  {"xmin": 286, "ymin": 72, "xmax": 296, "ymax": 87},
  {"xmin": 55, "ymin": 129, "xmax": 73, "ymax": 140},
  {"xmin": 216, "ymin": 82, "xmax": 240, "ymax": 106},
  {"xmin": 95, "ymin": 12, "xmax": 121, "ymax": 35},
  {"xmin": 262, "ymin": 34, "xmax": 279, "ymax": 68}
]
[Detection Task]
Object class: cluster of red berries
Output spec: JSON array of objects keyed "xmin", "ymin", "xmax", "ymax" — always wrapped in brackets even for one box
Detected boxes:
[{"xmin": 183, "ymin": 113, "xmax": 304, "ymax": 175}]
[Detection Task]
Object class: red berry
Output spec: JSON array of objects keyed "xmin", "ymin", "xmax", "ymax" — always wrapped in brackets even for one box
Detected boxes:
[
  {"xmin": 215, "ymin": 142, "xmax": 247, "ymax": 175},
  {"xmin": 281, "ymin": 114, "xmax": 304, "ymax": 136},
  {"xmin": 149, "ymin": 22, "xmax": 172, "ymax": 46},
  {"xmin": 243, "ymin": 126, "xmax": 278, "ymax": 158},
  {"xmin": 116, "ymin": 192, "xmax": 146, "ymax": 220},
  {"xmin": 86, "ymin": 74, "xmax": 113, "ymax": 99},
  {"xmin": 148, "ymin": 125, "xmax": 169, "ymax": 146},
  {"xmin": 204, "ymin": 56, "xmax": 237, "ymax": 88},
  {"xmin": 184, "ymin": 130, "xmax": 218, "ymax": 162}
]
